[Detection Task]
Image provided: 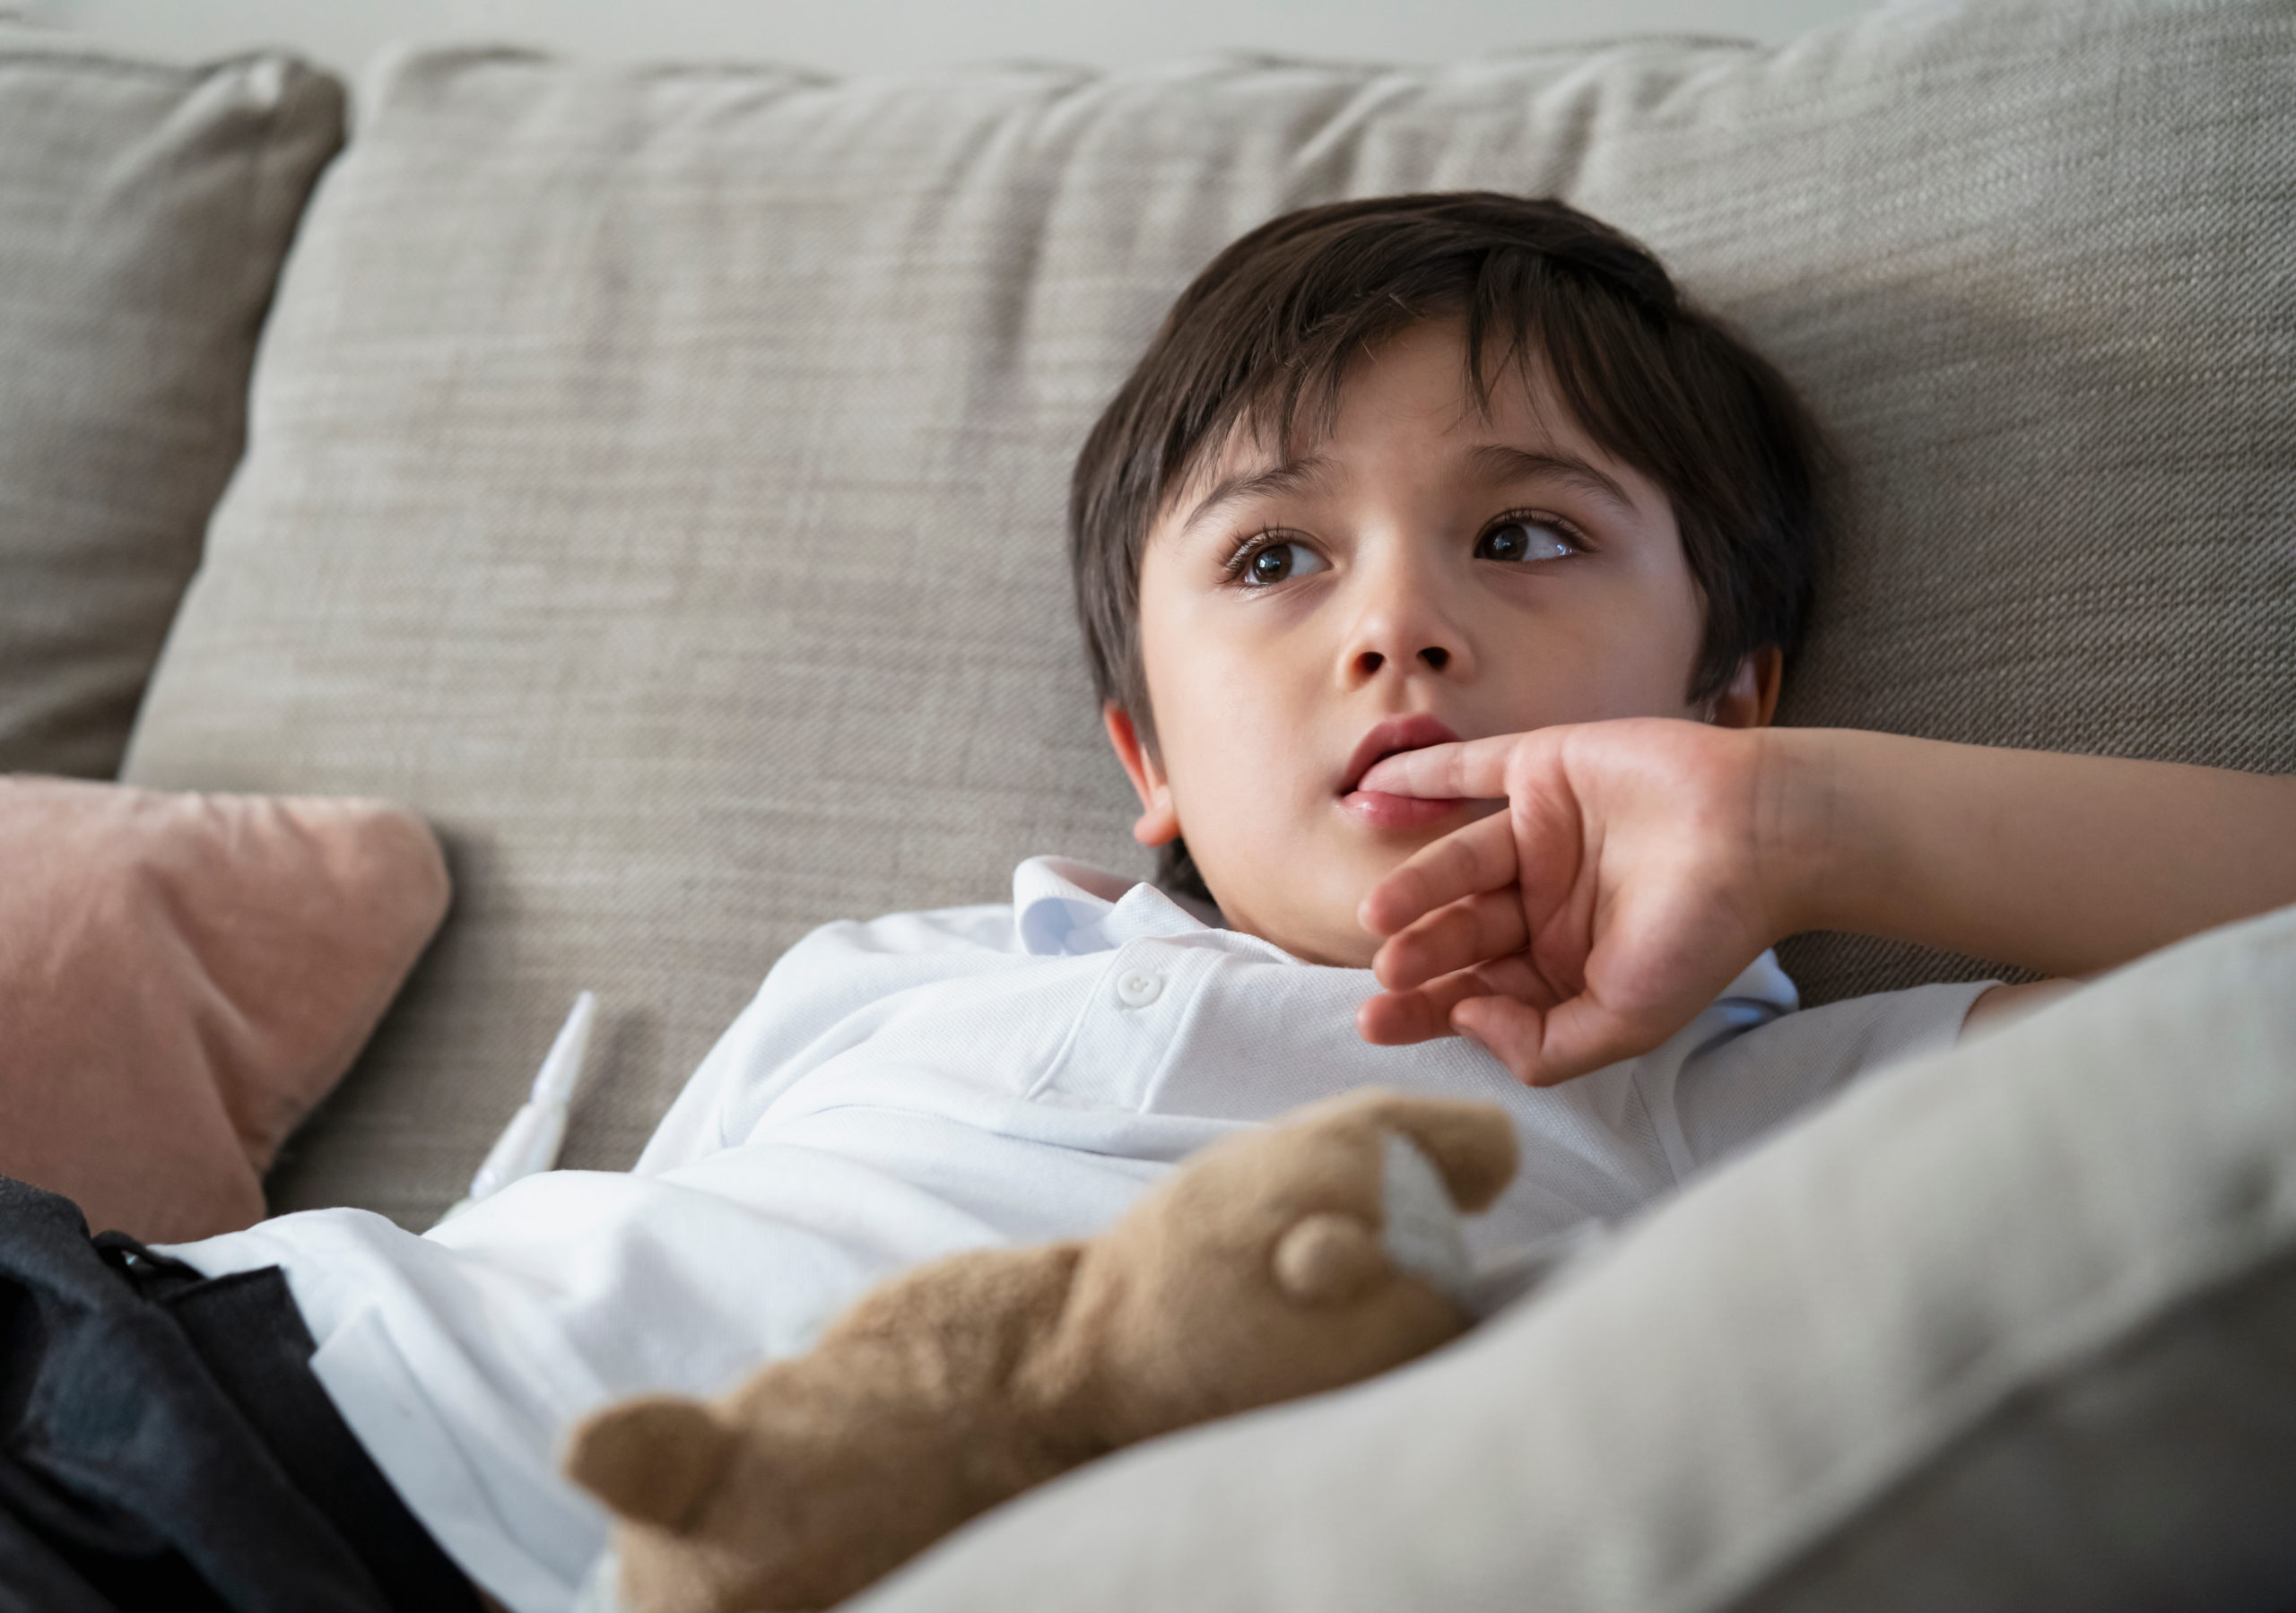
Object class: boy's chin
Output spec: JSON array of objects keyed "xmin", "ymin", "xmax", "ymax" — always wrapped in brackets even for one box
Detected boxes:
[{"xmin": 1205, "ymin": 880, "xmax": 1390, "ymax": 971}]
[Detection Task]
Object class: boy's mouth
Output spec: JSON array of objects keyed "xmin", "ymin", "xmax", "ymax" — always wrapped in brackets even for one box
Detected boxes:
[{"xmin": 1337, "ymin": 715, "xmax": 1466, "ymax": 831}]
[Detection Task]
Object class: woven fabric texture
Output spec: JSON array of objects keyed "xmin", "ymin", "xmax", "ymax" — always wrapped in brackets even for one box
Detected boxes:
[
  {"xmin": 0, "ymin": 42, "xmax": 343, "ymax": 777},
  {"xmin": 121, "ymin": 0, "xmax": 2295, "ymax": 1226}
]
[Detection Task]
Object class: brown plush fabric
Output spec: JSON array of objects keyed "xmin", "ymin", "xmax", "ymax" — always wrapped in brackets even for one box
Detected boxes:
[
  {"xmin": 565, "ymin": 1088, "xmax": 1517, "ymax": 1613},
  {"xmin": 0, "ymin": 776, "xmax": 449, "ymax": 1242}
]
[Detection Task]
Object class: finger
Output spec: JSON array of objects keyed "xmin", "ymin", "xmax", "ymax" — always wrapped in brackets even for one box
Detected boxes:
[
  {"xmin": 1442, "ymin": 993, "xmax": 1548, "ymax": 1080},
  {"xmin": 1454, "ymin": 951, "xmax": 1563, "ymax": 1012},
  {"xmin": 1355, "ymin": 983, "xmax": 1457, "ymax": 1045},
  {"xmin": 1358, "ymin": 811, "xmax": 1518, "ymax": 937},
  {"xmin": 1371, "ymin": 889, "xmax": 1529, "ymax": 992},
  {"xmin": 1452, "ymin": 992, "xmax": 1655, "ymax": 1087},
  {"xmin": 1356, "ymin": 955, "xmax": 1559, "ymax": 1046},
  {"xmin": 1528, "ymin": 995, "xmax": 1665, "ymax": 1084},
  {"xmin": 1355, "ymin": 734, "xmax": 1523, "ymax": 801}
]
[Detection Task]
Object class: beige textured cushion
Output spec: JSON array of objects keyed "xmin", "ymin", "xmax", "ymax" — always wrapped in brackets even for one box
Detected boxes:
[
  {"xmin": 0, "ymin": 778, "xmax": 449, "ymax": 1243},
  {"xmin": 122, "ymin": 0, "xmax": 2295, "ymax": 1226},
  {"xmin": 852, "ymin": 903, "xmax": 2296, "ymax": 1613},
  {"xmin": 0, "ymin": 40, "xmax": 344, "ymax": 778}
]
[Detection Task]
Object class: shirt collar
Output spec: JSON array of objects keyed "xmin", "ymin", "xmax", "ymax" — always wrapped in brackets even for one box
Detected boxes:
[
  {"xmin": 1009, "ymin": 855, "xmax": 1799, "ymax": 1014},
  {"xmin": 1717, "ymin": 949, "xmax": 1799, "ymax": 1015},
  {"xmin": 1013, "ymin": 857, "xmax": 1218, "ymax": 955}
]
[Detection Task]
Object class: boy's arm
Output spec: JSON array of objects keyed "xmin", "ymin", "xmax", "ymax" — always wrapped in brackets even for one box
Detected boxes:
[
  {"xmin": 1354, "ymin": 722, "xmax": 2296, "ymax": 1087},
  {"xmin": 1767, "ymin": 729, "xmax": 2296, "ymax": 980}
]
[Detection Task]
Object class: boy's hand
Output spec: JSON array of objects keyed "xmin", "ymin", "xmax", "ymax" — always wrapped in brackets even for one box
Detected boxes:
[
  {"xmin": 1357, "ymin": 720, "xmax": 2296, "ymax": 1087},
  {"xmin": 1354, "ymin": 719, "xmax": 1802, "ymax": 1087}
]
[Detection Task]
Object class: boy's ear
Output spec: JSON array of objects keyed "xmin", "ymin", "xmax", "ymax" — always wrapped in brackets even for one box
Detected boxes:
[
  {"xmin": 1710, "ymin": 646, "xmax": 1784, "ymax": 728},
  {"xmin": 1103, "ymin": 704, "xmax": 1181, "ymax": 847}
]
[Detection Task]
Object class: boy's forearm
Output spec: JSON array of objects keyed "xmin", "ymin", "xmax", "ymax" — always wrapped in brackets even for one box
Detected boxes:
[{"xmin": 1763, "ymin": 729, "xmax": 2296, "ymax": 977}]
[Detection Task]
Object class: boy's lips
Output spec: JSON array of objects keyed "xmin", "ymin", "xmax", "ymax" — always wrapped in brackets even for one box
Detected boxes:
[{"xmin": 1337, "ymin": 714, "xmax": 1466, "ymax": 831}]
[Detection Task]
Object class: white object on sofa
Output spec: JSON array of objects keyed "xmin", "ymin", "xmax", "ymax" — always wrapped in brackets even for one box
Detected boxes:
[{"xmin": 438, "ymin": 990, "xmax": 599, "ymax": 1224}]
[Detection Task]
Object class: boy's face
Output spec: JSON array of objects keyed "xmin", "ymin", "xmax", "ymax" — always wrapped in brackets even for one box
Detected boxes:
[{"xmin": 1109, "ymin": 317, "xmax": 1772, "ymax": 967}]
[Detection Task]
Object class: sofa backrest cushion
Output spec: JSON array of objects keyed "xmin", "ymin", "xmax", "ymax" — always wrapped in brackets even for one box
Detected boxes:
[
  {"xmin": 0, "ymin": 35, "xmax": 343, "ymax": 777},
  {"xmin": 121, "ymin": 0, "xmax": 2295, "ymax": 1227}
]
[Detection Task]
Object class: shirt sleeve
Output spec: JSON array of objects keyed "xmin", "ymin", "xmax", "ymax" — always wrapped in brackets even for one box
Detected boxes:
[{"xmin": 1673, "ymin": 979, "xmax": 1998, "ymax": 1169}]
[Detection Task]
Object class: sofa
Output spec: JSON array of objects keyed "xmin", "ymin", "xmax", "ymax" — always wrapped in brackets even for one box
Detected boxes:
[{"xmin": 2, "ymin": 0, "xmax": 2292, "ymax": 1605}]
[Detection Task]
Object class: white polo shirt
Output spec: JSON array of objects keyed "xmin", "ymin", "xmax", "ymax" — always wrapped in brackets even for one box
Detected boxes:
[{"xmin": 163, "ymin": 856, "xmax": 1990, "ymax": 1613}]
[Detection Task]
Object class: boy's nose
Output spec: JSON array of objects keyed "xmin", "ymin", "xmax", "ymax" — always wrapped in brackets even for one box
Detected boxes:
[
  {"xmin": 1352, "ymin": 645, "xmax": 1451, "ymax": 678},
  {"xmin": 1340, "ymin": 572, "xmax": 1472, "ymax": 689}
]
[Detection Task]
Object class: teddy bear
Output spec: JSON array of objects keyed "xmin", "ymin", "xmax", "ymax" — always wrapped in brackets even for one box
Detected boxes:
[{"xmin": 562, "ymin": 1087, "xmax": 1520, "ymax": 1613}]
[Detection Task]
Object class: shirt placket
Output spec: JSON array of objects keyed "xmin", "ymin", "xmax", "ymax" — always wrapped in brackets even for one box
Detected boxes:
[{"xmin": 1025, "ymin": 940, "xmax": 1213, "ymax": 1112}]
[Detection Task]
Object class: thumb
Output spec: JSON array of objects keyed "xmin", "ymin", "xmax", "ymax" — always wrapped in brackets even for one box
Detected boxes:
[{"xmin": 1452, "ymin": 993, "xmax": 1651, "ymax": 1087}]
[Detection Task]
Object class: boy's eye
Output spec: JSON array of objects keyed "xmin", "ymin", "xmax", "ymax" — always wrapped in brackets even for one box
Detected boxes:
[
  {"xmin": 1475, "ymin": 518, "xmax": 1578, "ymax": 564},
  {"xmin": 1239, "ymin": 541, "xmax": 1328, "ymax": 586}
]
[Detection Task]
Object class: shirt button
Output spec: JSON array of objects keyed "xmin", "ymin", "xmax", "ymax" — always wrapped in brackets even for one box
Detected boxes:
[{"xmin": 1115, "ymin": 969, "xmax": 1164, "ymax": 1009}]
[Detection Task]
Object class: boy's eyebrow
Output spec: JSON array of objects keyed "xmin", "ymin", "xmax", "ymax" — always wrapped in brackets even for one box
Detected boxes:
[
  {"xmin": 1467, "ymin": 444, "xmax": 1638, "ymax": 514},
  {"xmin": 1176, "ymin": 455, "xmax": 1335, "ymax": 536}
]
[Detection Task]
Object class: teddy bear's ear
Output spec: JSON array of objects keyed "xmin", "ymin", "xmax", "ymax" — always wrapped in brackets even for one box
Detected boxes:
[{"xmin": 563, "ymin": 1394, "xmax": 737, "ymax": 1535}]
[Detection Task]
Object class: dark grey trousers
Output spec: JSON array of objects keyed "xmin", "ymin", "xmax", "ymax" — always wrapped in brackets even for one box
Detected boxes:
[{"xmin": 0, "ymin": 1175, "xmax": 482, "ymax": 1613}]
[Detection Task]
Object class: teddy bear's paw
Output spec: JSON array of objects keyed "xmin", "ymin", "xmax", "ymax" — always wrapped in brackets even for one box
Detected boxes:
[
  {"xmin": 1268, "ymin": 1132, "xmax": 1474, "ymax": 1309},
  {"xmin": 1376, "ymin": 1132, "xmax": 1473, "ymax": 1306},
  {"xmin": 1271, "ymin": 1210, "xmax": 1386, "ymax": 1303}
]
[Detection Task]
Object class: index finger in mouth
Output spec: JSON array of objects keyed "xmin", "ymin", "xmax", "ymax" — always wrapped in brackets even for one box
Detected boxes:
[{"xmin": 1356, "ymin": 734, "xmax": 1518, "ymax": 800}]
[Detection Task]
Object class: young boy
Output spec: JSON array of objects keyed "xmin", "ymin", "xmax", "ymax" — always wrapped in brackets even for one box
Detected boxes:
[{"xmin": 13, "ymin": 194, "xmax": 2292, "ymax": 1613}]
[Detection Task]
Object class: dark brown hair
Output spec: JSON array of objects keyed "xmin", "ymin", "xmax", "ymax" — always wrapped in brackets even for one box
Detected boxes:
[{"xmin": 1068, "ymin": 192, "xmax": 1829, "ymax": 896}]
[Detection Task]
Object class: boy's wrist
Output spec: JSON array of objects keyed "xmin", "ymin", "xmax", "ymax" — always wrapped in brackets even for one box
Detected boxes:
[{"xmin": 1748, "ymin": 725, "xmax": 1858, "ymax": 942}]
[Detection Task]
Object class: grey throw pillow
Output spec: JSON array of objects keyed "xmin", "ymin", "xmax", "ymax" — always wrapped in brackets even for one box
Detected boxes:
[{"xmin": 0, "ymin": 35, "xmax": 344, "ymax": 776}]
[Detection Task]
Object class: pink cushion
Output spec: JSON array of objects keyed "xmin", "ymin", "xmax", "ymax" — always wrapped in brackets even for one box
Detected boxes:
[{"xmin": 0, "ymin": 777, "xmax": 449, "ymax": 1241}]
